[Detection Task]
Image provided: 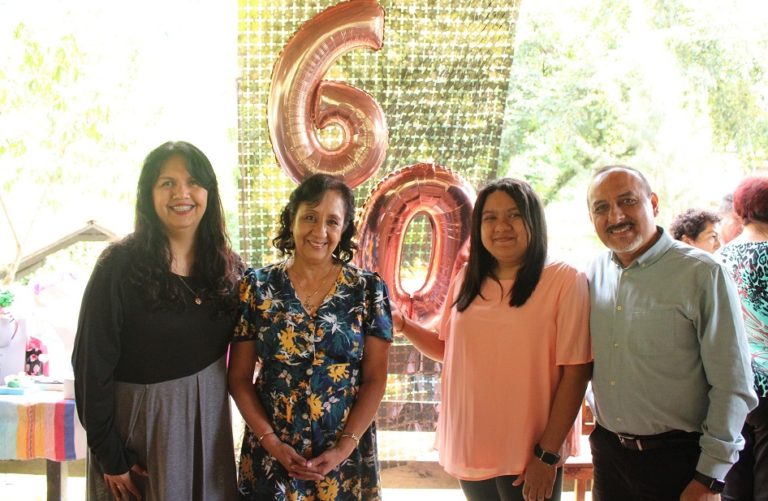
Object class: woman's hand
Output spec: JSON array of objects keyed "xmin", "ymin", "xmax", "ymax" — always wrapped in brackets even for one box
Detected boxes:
[
  {"xmin": 390, "ymin": 302, "xmax": 404, "ymax": 333},
  {"xmin": 262, "ymin": 435, "xmax": 324, "ymax": 481},
  {"xmin": 306, "ymin": 440, "xmax": 356, "ymax": 476},
  {"xmin": 512, "ymin": 458, "xmax": 556, "ymax": 501},
  {"xmin": 103, "ymin": 464, "xmax": 148, "ymax": 500}
]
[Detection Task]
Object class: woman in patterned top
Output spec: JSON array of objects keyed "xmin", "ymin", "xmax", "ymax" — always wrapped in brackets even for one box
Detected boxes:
[
  {"xmin": 719, "ymin": 175, "xmax": 768, "ymax": 500},
  {"xmin": 228, "ymin": 174, "xmax": 393, "ymax": 500}
]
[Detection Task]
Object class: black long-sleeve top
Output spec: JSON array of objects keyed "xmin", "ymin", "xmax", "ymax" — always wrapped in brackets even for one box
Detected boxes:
[{"xmin": 71, "ymin": 244, "xmax": 237, "ymax": 474}]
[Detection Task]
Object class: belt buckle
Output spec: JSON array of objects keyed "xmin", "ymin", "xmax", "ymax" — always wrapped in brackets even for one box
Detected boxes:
[{"xmin": 617, "ymin": 433, "xmax": 643, "ymax": 451}]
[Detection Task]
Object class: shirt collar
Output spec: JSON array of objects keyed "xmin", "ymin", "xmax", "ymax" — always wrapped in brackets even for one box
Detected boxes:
[{"xmin": 610, "ymin": 226, "xmax": 673, "ymax": 269}]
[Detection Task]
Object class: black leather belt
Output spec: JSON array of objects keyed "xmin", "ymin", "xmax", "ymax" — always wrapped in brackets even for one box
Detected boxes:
[{"xmin": 599, "ymin": 424, "xmax": 701, "ymax": 451}]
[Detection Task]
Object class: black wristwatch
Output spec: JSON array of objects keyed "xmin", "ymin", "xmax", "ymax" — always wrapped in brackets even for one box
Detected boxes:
[
  {"xmin": 533, "ymin": 444, "xmax": 561, "ymax": 466},
  {"xmin": 693, "ymin": 472, "xmax": 725, "ymax": 493}
]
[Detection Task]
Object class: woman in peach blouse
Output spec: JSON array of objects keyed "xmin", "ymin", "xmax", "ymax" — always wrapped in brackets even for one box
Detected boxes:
[{"xmin": 394, "ymin": 178, "xmax": 592, "ymax": 501}]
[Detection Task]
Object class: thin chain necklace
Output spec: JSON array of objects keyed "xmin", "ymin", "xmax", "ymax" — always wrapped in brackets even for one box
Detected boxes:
[
  {"xmin": 290, "ymin": 262, "xmax": 338, "ymax": 312},
  {"xmin": 177, "ymin": 276, "xmax": 202, "ymax": 305}
]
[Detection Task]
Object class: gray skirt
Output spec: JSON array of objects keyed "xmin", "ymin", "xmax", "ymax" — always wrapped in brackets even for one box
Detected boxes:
[{"xmin": 87, "ymin": 355, "xmax": 238, "ymax": 501}]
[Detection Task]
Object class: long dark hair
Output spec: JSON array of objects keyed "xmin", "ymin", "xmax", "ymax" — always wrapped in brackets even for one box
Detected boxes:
[
  {"xmin": 122, "ymin": 141, "xmax": 241, "ymax": 310},
  {"xmin": 272, "ymin": 173, "xmax": 358, "ymax": 263},
  {"xmin": 455, "ymin": 178, "xmax": 547, "ymax": 311}
]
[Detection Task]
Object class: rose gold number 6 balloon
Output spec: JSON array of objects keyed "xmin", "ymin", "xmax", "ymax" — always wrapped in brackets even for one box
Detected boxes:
[
  {"xmin": 356, "ymin": 164, "xmax": 475, "ymax": 329},
  {"xmin": 268, "ymin": 0, "xmax": 388, "ymax": 188}
]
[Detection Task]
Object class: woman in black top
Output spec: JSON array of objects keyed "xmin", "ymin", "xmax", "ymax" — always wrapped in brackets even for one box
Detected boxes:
[{"xmin": 72, "ymin": 141, "xmax": 242, "ymax": 500}]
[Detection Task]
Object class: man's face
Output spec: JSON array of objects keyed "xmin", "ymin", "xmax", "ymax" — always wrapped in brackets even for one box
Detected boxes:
[{"xmin": 588, "ymin": 168, "xmax": 660, "ymax": 267}]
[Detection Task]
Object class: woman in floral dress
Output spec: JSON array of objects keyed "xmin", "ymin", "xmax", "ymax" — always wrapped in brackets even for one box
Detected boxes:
[{"xmin": 228, "ymin": 174, "xmax": 393, "ymax": 500}]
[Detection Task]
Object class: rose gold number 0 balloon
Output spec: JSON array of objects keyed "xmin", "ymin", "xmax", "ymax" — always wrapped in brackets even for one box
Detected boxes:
[
  {"xmin": 268, "ymin": 0, "xmax": 388, "ymax": 188},
  {"xmin": 356, "ymin": 164, "xmax": 475, "ymax": 329}
]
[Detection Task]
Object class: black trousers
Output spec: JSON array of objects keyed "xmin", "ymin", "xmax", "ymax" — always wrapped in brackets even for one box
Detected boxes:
[
  {"xmin": 723, "ymin": 393, "xmax": 768, "ymax": 501},
  {"xmin": 459, "ymin": 469, "xmax": 564, "ymax": 501},
  {"xmin": 590, "ymin": 424, "xmax": 700, "ymax": 501}
]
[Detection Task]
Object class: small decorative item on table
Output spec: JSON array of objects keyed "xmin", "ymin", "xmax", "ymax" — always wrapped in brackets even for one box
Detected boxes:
[{"xmin": 0, "ymin": 373, "xmax": 40, "ymax": 395}]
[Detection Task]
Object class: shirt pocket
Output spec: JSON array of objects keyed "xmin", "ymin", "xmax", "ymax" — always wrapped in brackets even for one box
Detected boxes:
[{"xmin": 627, "ymin": 308, "xmax": 696, "ymax": 356}]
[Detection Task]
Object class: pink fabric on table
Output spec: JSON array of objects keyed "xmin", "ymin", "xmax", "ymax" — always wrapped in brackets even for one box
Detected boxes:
[{"xmin": 435, "ymin": 260, "xmax": 592, "ymax": 481}]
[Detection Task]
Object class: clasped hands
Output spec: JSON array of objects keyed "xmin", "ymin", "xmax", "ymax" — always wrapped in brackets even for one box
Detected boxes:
[{"xmin": 262, "ymin": 434, "xmax": 355, "ymax": 481}]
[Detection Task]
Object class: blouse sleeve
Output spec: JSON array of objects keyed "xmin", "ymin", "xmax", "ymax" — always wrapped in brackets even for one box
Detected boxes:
[
  {"xmin": 437, "ymin": 266, "xmax": 465, "ymax": 341},
  {"xmin": 554, "ymin": 265, "xmax": 593, "ymax": 365},
  {"xmin": 364, "ymin": 272, "xmax": 393, "ymax": 342},
  {"xmin": 232, "ymin": 267, "xmax": 263, "ymax": 343},
  {"xmin": 71, "ymin": 248, "xmax": 138, "ymax": 475}
]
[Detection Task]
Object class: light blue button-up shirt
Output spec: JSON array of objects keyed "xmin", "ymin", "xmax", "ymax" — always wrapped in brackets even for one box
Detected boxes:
[{"xmin": 587, "ymin": 227, "xmax": 757, "ymax": 479}]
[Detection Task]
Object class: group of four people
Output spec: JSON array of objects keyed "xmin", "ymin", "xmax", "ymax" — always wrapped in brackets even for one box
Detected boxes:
[{"xmin": 72, "ymin": 141, "xmax": 765, "ymax": 501}]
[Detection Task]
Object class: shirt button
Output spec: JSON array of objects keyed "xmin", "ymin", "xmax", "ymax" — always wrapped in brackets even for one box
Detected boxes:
[
  {"xmin": 616, "ymin": 305, "xmax": 622, "ymax": 311},
  {"xmin": 306, "ymin": 368, "xmax": 313, "ymax": 375},
  {"xmin": 610, "ymin": 381, "xmax": 615, "ymax": 386},
  {"xmin": 305, "ymin": 389, "xmax": 311, "ymax": 396},
  {"xmin": 616, "ymin": 417, "xmax": 623, "ymax": 422},
  {"xmin": 613, "ymin": 343, "xmax": 619, "ymax": 348}
]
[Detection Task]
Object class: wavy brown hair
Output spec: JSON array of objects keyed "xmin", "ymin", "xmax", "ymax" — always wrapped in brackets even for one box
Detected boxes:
[
  {"xmin": 272, "ymin": 174, "xmax": 358, "ymax": 263},
  {"xmin": 120, "ymin": 141, "xmax": 242, "ymax": 311}
]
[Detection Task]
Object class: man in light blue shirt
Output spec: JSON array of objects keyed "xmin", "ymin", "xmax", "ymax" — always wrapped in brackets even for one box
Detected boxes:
[{"xmin": 586, "ymin": 166, "xmax": 757, "ymax": 500}]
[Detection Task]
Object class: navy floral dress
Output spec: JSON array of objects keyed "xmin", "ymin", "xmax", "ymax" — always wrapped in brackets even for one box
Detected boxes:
[{"xmin": 233, "ymin": 261, "xmax": 393, "ymax": 500}]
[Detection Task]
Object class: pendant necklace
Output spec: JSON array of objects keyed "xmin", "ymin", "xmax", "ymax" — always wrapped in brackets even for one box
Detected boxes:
[
  {"xmin": 293, "ymin": 263, "xmax": 337, "ymax": 312},
  {"xmin": 178, "ymin": 276, "xmax": 203, "ymax": 305}
]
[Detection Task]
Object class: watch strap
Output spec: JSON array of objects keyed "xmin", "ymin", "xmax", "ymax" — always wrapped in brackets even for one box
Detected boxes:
[
  {"xmin": 693, "ymin": 471, "xmax": 725, "ymax": 493},
  {"xmin": 533, "ymin": 444, "xmax": 561, "ymax": 466}
]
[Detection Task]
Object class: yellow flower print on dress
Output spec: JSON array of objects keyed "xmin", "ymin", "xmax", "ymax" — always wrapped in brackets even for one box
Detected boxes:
[
  {"xmin": 278, "ymin": 325, "xmax": 302, "ymax": 357},
  {"xmin": 309, "ymin": 393, "xmax": 323, "ymax": 420},
  {"xmin": 327, "ymin": 363, "xmax": 349, "ymax": 383},
  {"xmin": 317, "ymin": 478, "xmax": 340, "ymax": 501},
  {"xmin": 275, "ymin": 394, "xmax": 294, "ymax": 424},
  {"xmin": 312, "ymin": 351, "xmax": 326, "ymax": 366}
]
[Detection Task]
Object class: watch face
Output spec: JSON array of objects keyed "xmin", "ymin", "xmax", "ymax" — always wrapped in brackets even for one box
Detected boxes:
[
  {"xmin": 541, "ymin": 452, "xmax": 559, "ymax": 465},
  {"xmin": 534, "ymin": 444, "xmax": 560, "ymax": 465}
]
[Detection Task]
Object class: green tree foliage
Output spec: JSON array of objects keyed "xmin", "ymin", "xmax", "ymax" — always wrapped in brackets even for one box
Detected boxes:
[
  {"xmin": 0, "ymin": 22, "xmax": 132, "ymax": 281},
  {"xmin": 499, "ymin": 0, "xmax": 768, "ymax": 207},
  {"xmin": 652, "ymin": 0, "xmax": 768, "ymax": 167},
  {"xmin": 500, "ymin": 0, "xmax": 640, "ymax": 204}
]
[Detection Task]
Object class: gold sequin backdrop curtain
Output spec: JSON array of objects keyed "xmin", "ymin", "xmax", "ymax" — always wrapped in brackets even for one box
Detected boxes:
[{"xmin": 237, "ymin": 0, "xmax": 521, "ymax": 435}]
